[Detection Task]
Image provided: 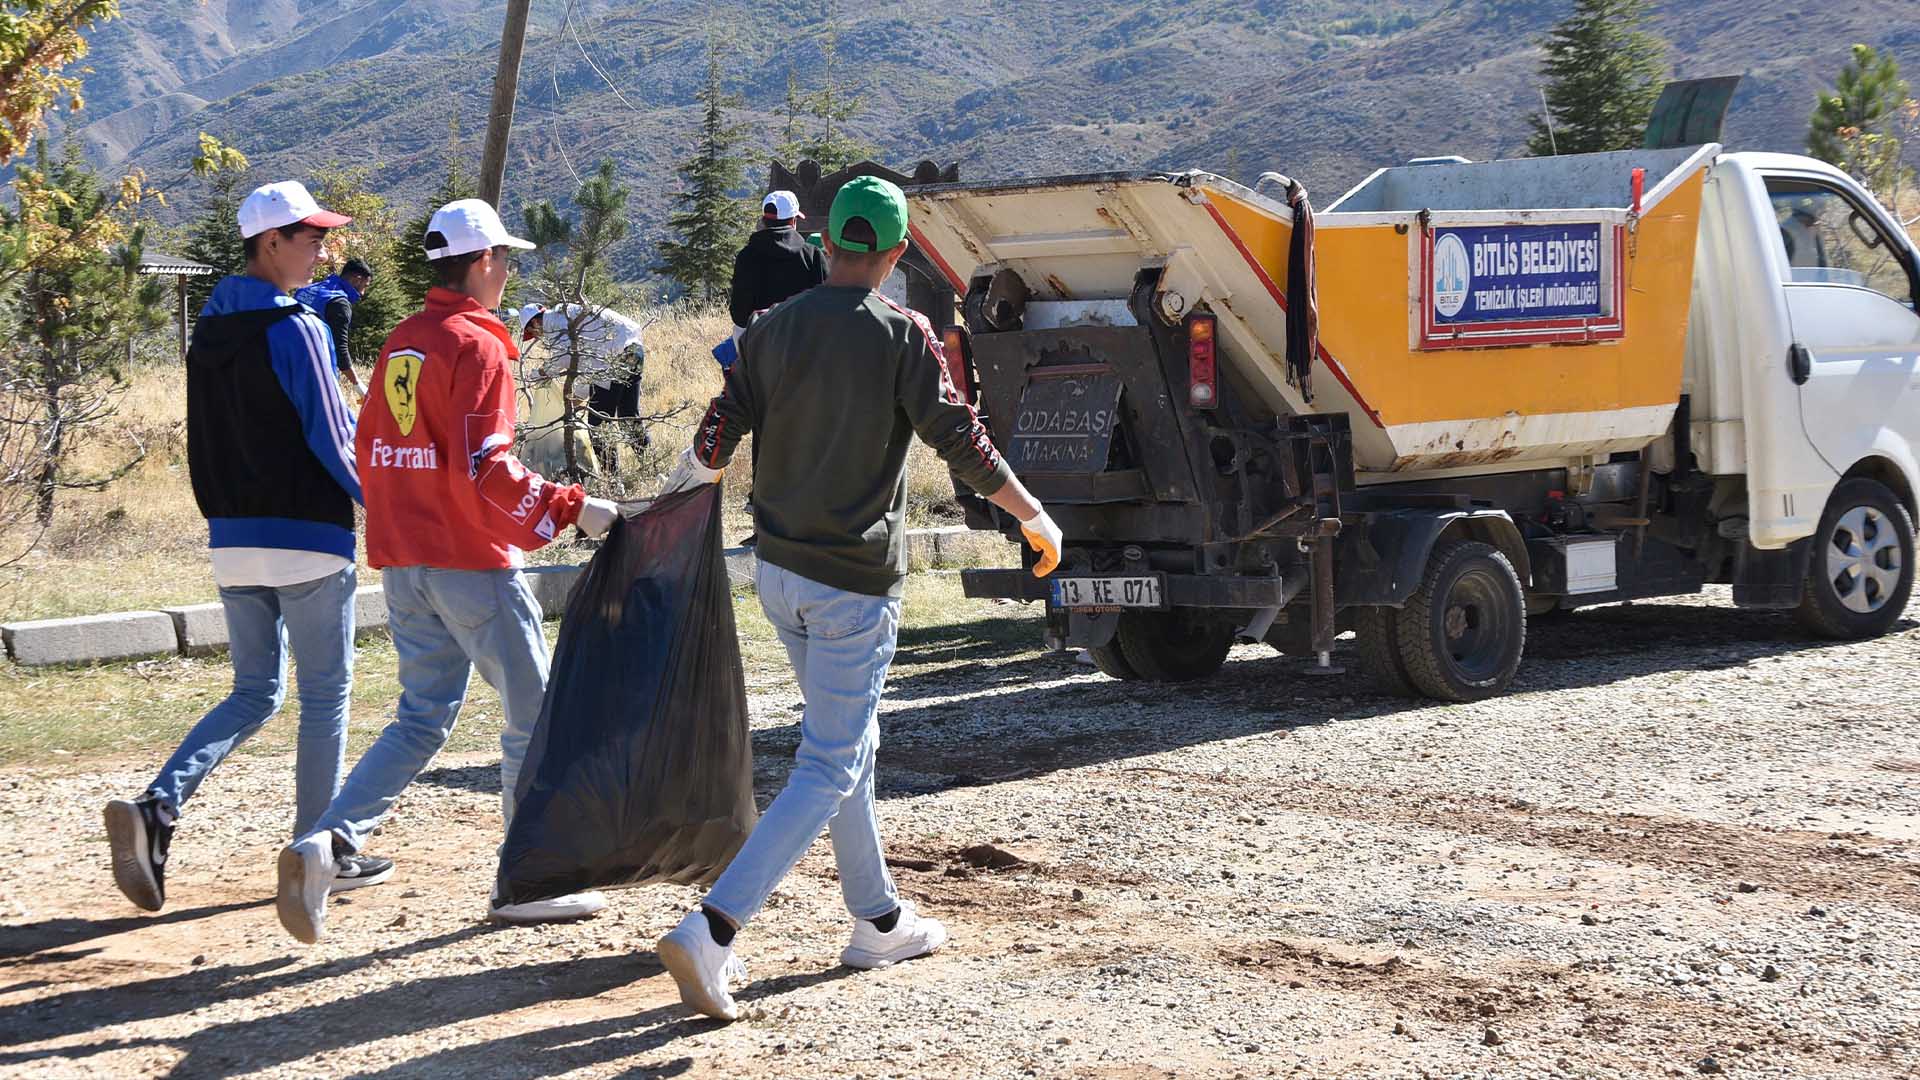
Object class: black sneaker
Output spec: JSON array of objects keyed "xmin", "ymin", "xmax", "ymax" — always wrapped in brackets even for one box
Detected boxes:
[
  {"xmin": 105, "ymin": 795, "xmax": 173, "ymax": 912},
  {"xmin": 330, "ymin": 853, "xmax": 395, "ymax": 894}
]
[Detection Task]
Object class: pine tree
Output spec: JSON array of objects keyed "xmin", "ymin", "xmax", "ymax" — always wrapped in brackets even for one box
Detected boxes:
[
  {"xmin": 1807, "ymin": 44, "xmax": 1913, "ymax": 199},
  {"xmin": 657, "ymin": 44, "xmax": 753, "ymax": 304},
  {"xmin": 1, "ymin": 141, "xmax": 167, "ymax": 528},
  {"xmin": 393, "ymin": 117, "xmax": 476, "ymax": 305},
  {"xmin": 1809, "ymin": 45, "xmax": 1909, "ymax": 162},
  {"xmin": 1527, "ymin": 0, "xmax": 1668, "ymax": 156},
  {"xmin": 790, "ymin": 28, "xmax": 877, "ymax": 171},
  {"xmin": 180, "ymin": 135, "xmax": 251, "ymax": 312}
]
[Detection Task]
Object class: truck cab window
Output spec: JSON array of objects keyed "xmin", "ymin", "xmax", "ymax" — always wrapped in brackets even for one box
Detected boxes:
[{"xmin": 1766, "ymin": 177, "xmax": 1919, "ymax": 309}]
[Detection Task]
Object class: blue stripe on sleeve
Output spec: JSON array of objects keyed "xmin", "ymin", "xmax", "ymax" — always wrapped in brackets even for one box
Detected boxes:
[{"xmin": 268, "ymin": 312, "xmax": 364, "ymax": 505}]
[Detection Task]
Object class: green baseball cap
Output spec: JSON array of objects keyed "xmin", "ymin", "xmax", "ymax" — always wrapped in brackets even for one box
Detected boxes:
[{"xmin": 829, "ymin": 175, "xmax": 909, "ymax": 253}]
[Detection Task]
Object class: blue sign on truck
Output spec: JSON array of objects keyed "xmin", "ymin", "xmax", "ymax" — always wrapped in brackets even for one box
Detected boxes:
[{"xmin": 1421, "ymin": 221, "xmax": 1622, "ymax": 349}]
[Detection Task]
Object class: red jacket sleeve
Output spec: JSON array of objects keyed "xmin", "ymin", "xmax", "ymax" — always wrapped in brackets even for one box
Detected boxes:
[{"xmin": 452, "ymin": 335, "xmax": 585, "ymax": 549}]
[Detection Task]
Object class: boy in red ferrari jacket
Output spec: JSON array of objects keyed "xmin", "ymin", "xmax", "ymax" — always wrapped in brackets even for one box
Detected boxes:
[{"xmin": 275, "ymin": 199, "xmax": 619, "ymax": 944}]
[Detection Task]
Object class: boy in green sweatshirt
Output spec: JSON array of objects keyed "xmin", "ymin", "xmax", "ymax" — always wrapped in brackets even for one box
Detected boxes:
[{"xmin": 654, "ymin": 175, "xmax": 1061, "ymax": 1020}]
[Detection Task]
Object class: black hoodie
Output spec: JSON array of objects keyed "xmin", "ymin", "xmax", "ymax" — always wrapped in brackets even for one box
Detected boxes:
[{"xmin": 728, "ymin": 223, "xmax": 827, "ymax": 328}]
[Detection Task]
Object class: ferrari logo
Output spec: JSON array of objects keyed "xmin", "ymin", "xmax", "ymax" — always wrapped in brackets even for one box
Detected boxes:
[{"xmin": 383, "ymin": 350, "xmax": 424, "ymax": 436}]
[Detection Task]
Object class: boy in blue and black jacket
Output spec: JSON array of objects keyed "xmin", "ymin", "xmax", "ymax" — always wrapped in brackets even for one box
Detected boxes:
[
  {"xmin": 104, "ymin": 181, "xmax": 392, "ymax": 913},
  {"xmin": 294, "ymin": 256, "xmax": 371, "ymax": 400}
]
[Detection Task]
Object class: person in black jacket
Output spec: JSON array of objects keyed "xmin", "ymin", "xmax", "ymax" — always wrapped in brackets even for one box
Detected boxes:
[
  {"xmin": 726, "ymin": 191, "xmax": 828, "ymax": 544},
  {"xmin": 728, "ymin": 190, "xmax": 827, "ymax": 337},
  {"xmin": 294, "ymin": 257, "xmax": 373, "ymax": 402}
]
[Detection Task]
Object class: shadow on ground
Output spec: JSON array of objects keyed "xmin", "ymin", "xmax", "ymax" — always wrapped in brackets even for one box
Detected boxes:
[
  {"xmin": 1, "ymin": 923, "xmax": 857, "ymax": 1077},
  {"xmin": 0, "ymin": 899, "xmax": 271, "ymax": 961},
  {"xmin": 416, "ymin": 596, "xmax": 1899, "ymax": 806}
]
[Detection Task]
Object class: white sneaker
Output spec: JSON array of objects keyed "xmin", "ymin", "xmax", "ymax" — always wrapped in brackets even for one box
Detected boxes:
[
  {"xmin": 489, "ymin": 890, "xmax": 608, "ymax": 925},
  {"xmin": 276, "ymin": 833, "xmax": 336, "ymax": 944},
  {"xmin": 841, "ymin": 899, "xmax": 948, "ymax": 970},
  {"xmin": 656, "ymin": 909, "xmax": 746, "ymax": 1021}
]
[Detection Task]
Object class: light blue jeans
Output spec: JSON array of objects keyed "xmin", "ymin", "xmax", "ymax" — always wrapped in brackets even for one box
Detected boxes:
[
  {"xmin": 148, "ymin": 565, "xmax": 356, "ymax": 837},
  {"xmin": 704, "ymin": 561, "xmax": 902, "ymax": 928},
  {"xmin": 314, "ymin": 566, "xmax": 548, "ymax": 853}
]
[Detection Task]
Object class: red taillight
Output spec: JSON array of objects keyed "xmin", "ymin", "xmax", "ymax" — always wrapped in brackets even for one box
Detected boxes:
[
  {"xmin": 1187, "ymin": 312, "xmax": 1217, "ymax": 409},
  {"xmin": 941, "ymin": 325, "xmax": 973, "ymax": 402},
  {"xmin": 1631, "ymin": 167, "xmax": 1645, "ymax": 215}
]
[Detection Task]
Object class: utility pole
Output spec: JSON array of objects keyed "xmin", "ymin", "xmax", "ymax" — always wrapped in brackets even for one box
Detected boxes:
[{"xmin": 479, "ymin": 0, "xmax": 533, "ymax": 207}]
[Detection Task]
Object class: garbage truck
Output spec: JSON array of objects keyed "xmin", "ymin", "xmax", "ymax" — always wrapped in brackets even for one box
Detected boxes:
[{"xmin": 904, "ymin": 143, "xmax": 1920, "ymax": 700}]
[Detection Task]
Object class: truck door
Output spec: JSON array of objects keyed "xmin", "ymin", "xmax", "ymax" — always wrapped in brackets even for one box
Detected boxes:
[{"xmin": 1763, "ymin": 173, "xmax": 1920, "ymax": 482}]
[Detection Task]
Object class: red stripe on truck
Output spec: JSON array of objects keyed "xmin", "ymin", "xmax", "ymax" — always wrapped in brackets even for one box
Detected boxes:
[
  {"xmin": 908, "ymin": 221, "xmax": 967, "ymax": 293},
  {"xmin": 1199, "ymin": 199, "xmax": 1383, "ymax": 429}
]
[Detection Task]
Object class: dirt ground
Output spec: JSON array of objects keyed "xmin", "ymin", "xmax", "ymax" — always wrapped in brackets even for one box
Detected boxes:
[{"xmin": 3, "ymin": 584, "xmax": 1918, "ymax": 1079}]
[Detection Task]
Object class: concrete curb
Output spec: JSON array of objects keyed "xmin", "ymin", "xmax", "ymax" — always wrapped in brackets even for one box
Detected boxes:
[
  {"xmin": 3, "ymin": 611, "xmax": 180, "ymax": 666},
  {"xmin": 2, "ymin": 527, "xmax": 1020, "ymax": 668}
]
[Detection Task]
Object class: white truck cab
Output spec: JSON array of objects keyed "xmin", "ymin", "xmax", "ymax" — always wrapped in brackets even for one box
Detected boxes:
[{"xmin": 1689, "ymin": 153, "xmax": 1920, "ymax": 624}]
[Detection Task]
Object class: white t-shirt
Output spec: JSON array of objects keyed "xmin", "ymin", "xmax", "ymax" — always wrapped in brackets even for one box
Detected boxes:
[
  {"xmin": 210, "ymin": 548, "xmax": 353, "ymax": 589},
  {"xmin": 535, "ymin": 303, "xmax": 646, "ymax": 387}
]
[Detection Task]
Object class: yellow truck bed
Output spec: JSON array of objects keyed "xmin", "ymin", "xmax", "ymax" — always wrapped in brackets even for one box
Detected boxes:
[{"xmin": 905, "ymin": 145, "xmax": 1717, "ymax": 476}]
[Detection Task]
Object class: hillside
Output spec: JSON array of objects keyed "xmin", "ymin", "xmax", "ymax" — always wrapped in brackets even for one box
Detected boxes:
[{"xmin": 67, "ymin": 0, "xmax": 1920, "ymax": 278}]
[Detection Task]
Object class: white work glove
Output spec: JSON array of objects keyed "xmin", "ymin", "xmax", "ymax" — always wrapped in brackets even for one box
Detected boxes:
[
  {"xmin": 1019, "ymin": 508, "xmax": 1063, "ymax": 578},
  {"xmin": 660, "ymin": 446, "xmax": 723, "ymax": 497},
  {"xmin": 576, "ymin": 497, "xmax": 620, "ymax": 539}
]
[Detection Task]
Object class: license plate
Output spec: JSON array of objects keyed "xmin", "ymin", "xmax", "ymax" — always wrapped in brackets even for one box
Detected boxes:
[{"xmin": 1050, "ymin": 575, "xmax": 1164, "ymax": 609}]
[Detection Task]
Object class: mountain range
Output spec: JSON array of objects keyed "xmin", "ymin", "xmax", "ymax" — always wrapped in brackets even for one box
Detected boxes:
[{"xmin": 63, "ymin": 0, "xmax": 1920, "ymax": 279}]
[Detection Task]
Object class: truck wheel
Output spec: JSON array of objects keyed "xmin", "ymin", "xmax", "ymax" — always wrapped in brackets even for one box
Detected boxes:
[
  {"xmin": 1795, "ymin": 478, "xmax": 1915, "ymax": 639},
  {"xmin": 1085, "ymin": 640, "xmax": 1140, "ymax": 680},
  {"xmin": 1394, "ymin": 540, "xmax": 1527, "ymax": 702},
  {"xmin": 1354, "ymin": 606, "xmax": 1416, "ymax": 696},
  {"xmin": 1115, "ymin": 610, "xmax": 1233, "ymax": 682}
]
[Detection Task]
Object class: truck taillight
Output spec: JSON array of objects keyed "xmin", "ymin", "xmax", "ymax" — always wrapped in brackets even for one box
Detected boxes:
[
  {"xmin": 1187, "ymin": 312, "xmax": 1218, "ymax": 409},
  {"xmin": 941, "ymin": 324, "xmax": 973, "ymax": 402}
]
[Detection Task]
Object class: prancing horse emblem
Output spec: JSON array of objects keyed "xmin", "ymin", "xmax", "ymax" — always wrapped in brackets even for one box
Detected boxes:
[{"xmin": 383, "ymin": 350, "xmax": 424, "ymax": 436}]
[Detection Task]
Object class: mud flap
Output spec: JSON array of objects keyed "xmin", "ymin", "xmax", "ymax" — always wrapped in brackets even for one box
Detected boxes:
[
  {"xmin": 1066, "ymin": 610, "xmax": 1121, "ymax": 650},
  {"xmin": 1732, "ymin": 537, "xmax": 1811, "ymax": 609}
]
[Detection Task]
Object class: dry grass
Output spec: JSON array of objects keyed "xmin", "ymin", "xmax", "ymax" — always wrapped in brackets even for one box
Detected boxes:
[
  {"xmin": 633, "ymin": 305, "xmax": 961, "ymax": 523},
  {"xmin": 0, "ymin": 305, "xmax": 963, "ymax": 622}
]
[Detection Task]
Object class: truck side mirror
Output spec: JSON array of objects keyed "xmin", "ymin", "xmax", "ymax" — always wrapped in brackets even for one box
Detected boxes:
[{"xmin": 1788, "ymin": 343, "xmax": 1812, "ymax": 385}]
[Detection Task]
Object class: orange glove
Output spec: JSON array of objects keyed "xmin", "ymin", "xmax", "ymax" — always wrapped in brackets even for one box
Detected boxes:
[{"xmin": 1019, "ymin": 509, "xmax": 1062, "ymax": 578}]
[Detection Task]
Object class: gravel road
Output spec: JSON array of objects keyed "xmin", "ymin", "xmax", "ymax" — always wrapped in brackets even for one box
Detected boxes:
[{"xmin": 2, "ymin": 584, "xmax": 1916, "ymax": 1078}]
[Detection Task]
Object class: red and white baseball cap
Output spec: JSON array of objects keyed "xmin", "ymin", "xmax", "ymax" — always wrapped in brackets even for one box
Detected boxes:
[
  {"xmin": 424, "ymin": 198, "xmax": 537, "ymax": 259},
  {"xmin": 762, "ymin": 190, "xmax": 804, "ymax": 219},
  {"xmin": 237, "ymin": 180, "xmax": 352, "ymax": 238}
]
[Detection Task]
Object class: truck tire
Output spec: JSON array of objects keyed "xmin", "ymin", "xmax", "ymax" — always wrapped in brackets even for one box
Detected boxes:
[
  {"xmin": 1085, "ymin": 640, "xmax": 1140, "ymax": 680},
  {"xmin": 1393, "ymin": 540, "xmax": 1527, "ymax": 702},
  {"xmin": 1794, "ymin": 478, "xmax": 1915, "ymax": 640},
  {"xmin": 1114, "ymin": 610, "xmax": 1233, "ymax": 682},
  {"xmin": 1354, "ymin": 606, "xmax": 1416, "ymax": 696}
]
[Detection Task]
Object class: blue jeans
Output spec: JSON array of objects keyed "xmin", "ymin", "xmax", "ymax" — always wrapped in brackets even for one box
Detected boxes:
[
  {"xmin": 148, "ymin": 566, "xmax": 356, "ymax": 837},
  {"xmin": 704, "ymin": 562, "xmax": 902, "ymax": 928},
  {"xmin": 314, "ymin": 566, "xmax": 549, "ymax": 853}
]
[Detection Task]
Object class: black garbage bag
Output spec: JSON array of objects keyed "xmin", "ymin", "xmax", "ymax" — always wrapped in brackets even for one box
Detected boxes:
[{"xmin": 495, "ymin": 484, "xmax": 756, "ymax": 905}]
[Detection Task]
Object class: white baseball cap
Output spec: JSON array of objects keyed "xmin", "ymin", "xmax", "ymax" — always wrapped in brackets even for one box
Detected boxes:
[
  {"xmin": 762, "ymin": 190, "xmax": 804, "ymax": 219},
  {"xmin": 423, "ymin": 198, "xmax": 536, "ymax": 259},
  {"xmin": 237, "ymin": 180, "xmax": 351, "ymax": 239},
  {"xmin": 515, "ymin": 303, "xmax": 547, "ymax": 334}
]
